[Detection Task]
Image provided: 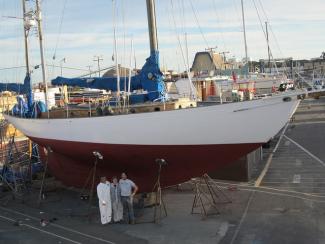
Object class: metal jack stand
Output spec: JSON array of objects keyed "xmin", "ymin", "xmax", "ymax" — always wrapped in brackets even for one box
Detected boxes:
[
  {"xmin": 191, "ymin": 174, "xmax": 231, "ymax": 219},
  {"xmin": 37, "ymin": 147, "xmax": 52, "ymax": 207},
  {"xmin": 152, "ymin": 158, "xmax": 167, "ymax": 224},
  {"xmin": 87, "ymin": 151, "xmax": 103, "ymax": 223}
]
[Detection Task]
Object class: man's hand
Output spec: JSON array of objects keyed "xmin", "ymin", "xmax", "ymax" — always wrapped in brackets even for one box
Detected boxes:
[{"xmin": 132, "ymin": 185, "xmax": 139, "ymax": 196}]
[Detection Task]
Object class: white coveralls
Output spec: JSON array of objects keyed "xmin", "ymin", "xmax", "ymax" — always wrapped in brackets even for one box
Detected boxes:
[{"xmin": 97, "ymin": 182, "xmax": 112, "ymax": 224}]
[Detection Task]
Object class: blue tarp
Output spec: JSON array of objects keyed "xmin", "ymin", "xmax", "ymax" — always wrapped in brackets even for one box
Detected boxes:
[
  {"xmin": 52, "ymin": 76, "xmax": 142, "ymax": 91},
  {"xmin": 0, "ymin": 74, "xmax": 33, "ymax": 108},
  {"xmin": 51, "ymin": 51, "xmax": 166, "ymax": 102}
]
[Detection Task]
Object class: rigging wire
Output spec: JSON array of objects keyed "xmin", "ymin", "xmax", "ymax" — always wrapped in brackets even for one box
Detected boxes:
[
  {"xmin": 164, "ymin": 0, "xmax": 181, "ymax": 73},
  {"xmin": 211, "ymin": 0, "xmax": 226, "ymax": 51},
  {"xmin": 229, "ymin": 0, "xmax": 245, "ymax": 59},
  {"xmin": 251, "ymin": 0, "xmax": 281, "ymax": 75},
  {"xmin": 188, "ymin": 0, "xmax": 210, "ymax": 48},
  {"xmin": 257, "ymin": 0, "xmax": 285, "ymax": 59},
  {"xmin": 169, "ymin": 0, "xmax": 188, "ymax": 71},
  {"xmin": 254, "ymin": 0, "xmax": 289, "ymax": 77},
  {"xmin": 52, "ymin": 0, "xmax": 68, "ymax": 60},
  {"xmin": 252, "ymin": 0, "xmax": 291, "ymax": 79},
  {"xmin": 170, "ymin": 0, "xmax": 195, "ymax": 100}
]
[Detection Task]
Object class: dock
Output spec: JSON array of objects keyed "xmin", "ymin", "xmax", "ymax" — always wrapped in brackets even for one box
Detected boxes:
[{"xmin": 1, "ymin": 97, "xmax": 325, "ymax": 244}]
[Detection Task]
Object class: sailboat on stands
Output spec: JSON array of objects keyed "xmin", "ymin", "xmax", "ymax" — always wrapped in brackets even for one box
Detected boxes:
[{"xmin": 5, "ymin": 0, "xmax": 301, "ymax": 192}]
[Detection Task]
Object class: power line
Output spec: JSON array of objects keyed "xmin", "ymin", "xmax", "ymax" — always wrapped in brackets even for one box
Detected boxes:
[{"xmin": 0, "ymin": 66, "xmax": 26, "ymax": 71}]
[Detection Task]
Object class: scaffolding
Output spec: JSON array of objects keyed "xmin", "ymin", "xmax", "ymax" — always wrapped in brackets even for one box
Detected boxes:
[{"xmin": 0, "ymin": 120, "xmax": 41, "ymax": 200}]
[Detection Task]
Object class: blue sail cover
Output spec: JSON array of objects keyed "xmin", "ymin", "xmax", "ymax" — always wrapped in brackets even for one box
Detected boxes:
[
  {"xmin": 0, "ymin": 74, "xmax": 33, "ymax": 108},
  {"xmin": 52, "ymin": 76, "xmax": 142, "ymax": 91},
  {"xmin": 51, "ymin": 51, "xmax": 166, "ymax": 103}
]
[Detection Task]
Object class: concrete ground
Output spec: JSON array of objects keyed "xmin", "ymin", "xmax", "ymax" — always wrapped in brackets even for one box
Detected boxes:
[{"xmin": 1, "ymin": 97, "xmax": 325, "ymax": 244}]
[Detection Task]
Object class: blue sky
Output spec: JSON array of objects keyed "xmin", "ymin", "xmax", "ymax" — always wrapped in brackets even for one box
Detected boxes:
[{"xmin": 0, "ymin": 0, "xmax": 325, "ymax": 84}]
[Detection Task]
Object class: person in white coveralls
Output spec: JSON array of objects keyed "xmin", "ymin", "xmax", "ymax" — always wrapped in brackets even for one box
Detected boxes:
[{"xmin": 97, "ymin": 176, "xmax": 112, "ymax": 225}]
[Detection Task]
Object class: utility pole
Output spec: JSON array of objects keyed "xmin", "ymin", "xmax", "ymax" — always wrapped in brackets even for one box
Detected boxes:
[
  {"xmin": 35, "ymin": 0, "xmax": 49, "ymax": 113},
  {"xmin": 265, "ymin": 22, "xmax": 271, "ymax": 73},
  {"xmin": 219, "ymin": 51, "xmax": 230, "ymax": 70},
  {"xmin": 86, "ymin": 65, "xmax": 92, "ymax": 77},
  {"xmin": 93, "ymin": 55, "xmax": 103, "ymax": 77},
  {"xmin": 205, "ymin": 46, "xmax": 218, "ymax": 54},
  {"xmin": 59, "ymin": 58, "xmax": 66, "ymax": 76}
]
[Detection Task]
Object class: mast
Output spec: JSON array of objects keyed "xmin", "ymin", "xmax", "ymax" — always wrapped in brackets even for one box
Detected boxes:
[
  {"xmin": 146, "ymin": 0, "xmax": 158, "ymax": 53},
  {"xmin": 35, "ymin": 0, "xmax": 49, "ymax": 112},
  {"xmin": 241, "ymin": 0, "xmax": 248, "ymax": 77},
  {"xmin": 112, "ymin": 0, "xmax": 120, "ymax": 108},
  {"xmin": 265, "ymin": 21, "xmax": 271, "ymax": 73},
  {"xmin": 22, "ymin": 0, "xmax": 33, "ymax": 108},
  {"xmin": 22, "ymin": 0, "xmax": 30, "ymax": 76}
]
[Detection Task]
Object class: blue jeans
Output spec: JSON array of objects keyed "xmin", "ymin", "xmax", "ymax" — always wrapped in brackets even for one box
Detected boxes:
[{"xmin": 121, "ymin": 196, "xmax": 134, "ymax": 223}]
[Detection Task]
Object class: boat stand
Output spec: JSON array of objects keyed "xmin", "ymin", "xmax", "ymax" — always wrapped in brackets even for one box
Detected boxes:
[
  {"xmin": 191, "ymin": 174, "xmax": 231, "ymax": 219},
  {"xmin": 152, "ymin": 160, "xmax": 167, "ymax": 224},
  {"xmin": 137, "ymin": 159, "xmax": 167, "ymax": 224},
  {"xmin": 37, "ymin": 147, "xmax": 51, "ymax": 207},
  {"xmin": 79, "ymin": 151, "xmax": 102, "ymax": 222}
]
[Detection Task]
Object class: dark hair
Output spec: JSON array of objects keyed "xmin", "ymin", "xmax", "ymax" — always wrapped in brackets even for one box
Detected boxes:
[{"xmin": 112, "ymin": 176, "xmax": 118, "ymax": 180}]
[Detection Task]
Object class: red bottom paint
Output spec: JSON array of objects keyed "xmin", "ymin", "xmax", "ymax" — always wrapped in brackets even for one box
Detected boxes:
[{"xmin": 32, "ymin": 136, "xmax": 262, "ymax": 192}]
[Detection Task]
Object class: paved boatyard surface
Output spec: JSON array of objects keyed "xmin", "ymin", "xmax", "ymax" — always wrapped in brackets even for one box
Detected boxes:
[{"xmin": 1, "ymin": 97, "xmax": 325, "ymax": 244}]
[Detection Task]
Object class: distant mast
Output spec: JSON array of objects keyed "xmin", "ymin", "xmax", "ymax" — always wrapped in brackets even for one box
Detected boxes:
[
  {"xmin": 146, "ymin": 0, "xmax": 159, "ymax": 53},
  {"xmin": 241, "ymin": 0, "xmax": 249, "ymax": 78},
  {"xmin": 265, "ymin": 21, "xmax": 271, "ymax": 73}
]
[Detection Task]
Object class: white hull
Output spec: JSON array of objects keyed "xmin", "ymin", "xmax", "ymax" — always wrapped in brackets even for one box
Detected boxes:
[{"xmin": 5, "ymin": 94, "xmax": 300, "ymax": 146}]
